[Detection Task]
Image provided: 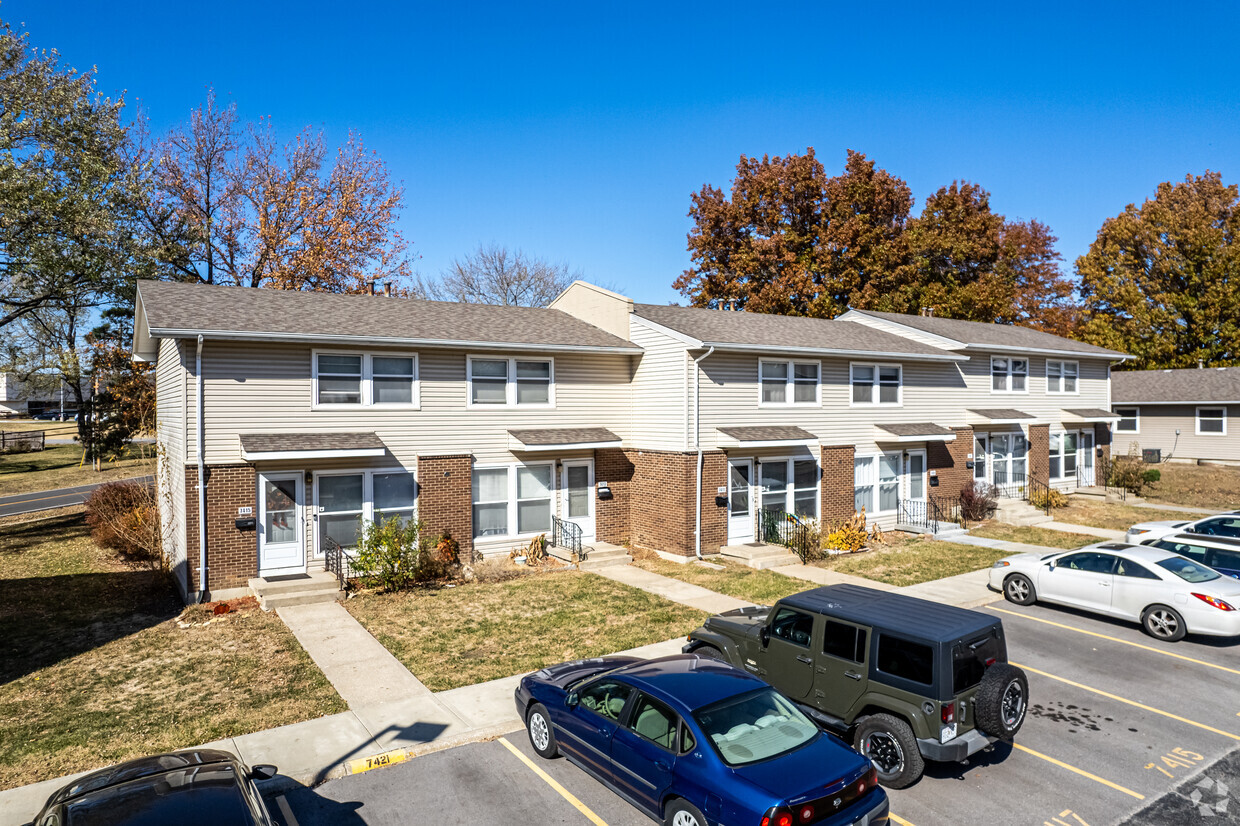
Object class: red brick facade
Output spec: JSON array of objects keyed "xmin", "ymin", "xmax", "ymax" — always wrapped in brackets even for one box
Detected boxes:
[
  {"xmin": 820, "ymin": 445, "xmax": 856, "ymax": 523},
  {"xmin": 929, "ymin": 427, "xmax": 975, "ymax": 500},
  {"xmin": 417, "ymin": 455, "xmax": 474, "ymax": 559},
  {"xmin": 624, "ymin": 449, "xmax": 728, "ymax": 557},
  {"xmin": 595, "ymin": 448, "xmax": 634, "ymax": 546},
  {"xmin": 186, "ymin": 464, "xmax": 258, "ymax": 594},
  {"xmin": 1028, "ymin": 424, "xmax": 1050, "ymax": 482}
]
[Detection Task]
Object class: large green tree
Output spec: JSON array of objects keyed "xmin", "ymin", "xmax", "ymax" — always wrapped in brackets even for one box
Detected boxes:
[{"xmin": 1078, "ymin": 172, "xmax": 1240, "ymax": 369}]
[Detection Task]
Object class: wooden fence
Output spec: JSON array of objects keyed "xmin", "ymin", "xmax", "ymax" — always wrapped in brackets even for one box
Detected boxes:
[{"xmin": 0, "ymin": 430, "xmax": 45, "ymax": 452}]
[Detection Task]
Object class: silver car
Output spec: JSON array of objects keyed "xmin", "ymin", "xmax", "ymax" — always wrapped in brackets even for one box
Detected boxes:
[
  {"xmin": 989, "ymin": 542, "xmax": 1240, "ymax": 641},
  {"xmin": 1125, "ymin": 511, "xmax": 1240, "ymax": 544}
]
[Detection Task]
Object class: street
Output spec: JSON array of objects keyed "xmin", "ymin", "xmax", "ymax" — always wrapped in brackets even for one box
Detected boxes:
[{"xmin": 263, "ymin": 596, "xmax": 1240, "ymax": 826}]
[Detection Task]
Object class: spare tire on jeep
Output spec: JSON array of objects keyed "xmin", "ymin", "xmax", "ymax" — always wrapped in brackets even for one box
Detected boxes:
[{"xmin": 973, "ymin": 663, "xmax": 1028, "ymax": 741}]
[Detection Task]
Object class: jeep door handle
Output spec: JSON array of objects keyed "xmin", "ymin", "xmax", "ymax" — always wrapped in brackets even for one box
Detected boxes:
[
  {"xmin": 844, "ymin": 671, "xmax": 862, "ymax": 681},
  {"xmin": 796, "ymin": 655, "xmax": 812, "ymax": 664}
]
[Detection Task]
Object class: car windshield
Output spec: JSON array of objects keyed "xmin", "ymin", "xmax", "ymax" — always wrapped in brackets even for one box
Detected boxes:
[
  {"xmin": 693, "ymin": 687, "xmax": 819, "ymax": 766},
  {"xmin": 64, "ymin": 765, "xmax": 255, "ymax": 826},
  {"xmin": 1157, "ymin": 557, "xmax": 1221, "ymax": 583}
]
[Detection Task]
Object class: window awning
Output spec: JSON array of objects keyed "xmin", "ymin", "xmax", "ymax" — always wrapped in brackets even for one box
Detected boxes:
[
  {"xmin": 239, "ymin": 432, "xmax": 387, "ymax": 461},
  {"xmin": 967, "ymin": 408, "xmax": 1037, "ymax": 425},
  {"xmin": 716, "ymin": 425, "xmax": 818, "ymax": 449},
  {"xmin": 507, "ymin": 427, "xmax": 622, "ymax": 452},
  {"xmin": 875, "ymin": 423, "xmax": 957, "ymax": 443},
  {"xmin": 1062, "ymin": 408, "xmax": 1122, "ymax": 423}
]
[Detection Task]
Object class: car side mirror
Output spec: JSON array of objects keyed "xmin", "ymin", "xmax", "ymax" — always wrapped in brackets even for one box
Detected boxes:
[
  {"xmin": 248, "ymin": 764, "xmax": 278, "ymax": 782},
  {"xmin": 1046, "ymin": 562, "xmax": 1055, "ymax": 571},
  {"xmin": 760, "ymin": 626, "xmax": 770, "ymax": 647},
  {"xmin": 565, "ymin": 692, "xmax": 579, "ymax": 709}
]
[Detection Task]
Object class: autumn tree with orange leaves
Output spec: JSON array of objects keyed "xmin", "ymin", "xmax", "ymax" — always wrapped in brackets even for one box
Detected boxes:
[
  {"xmin": 675, "ymin": 148, "xmax": 1076, "ymax": 334},
  {"xmin": 137, "ymin": 89, "xmax": 411, "ymax": 293}
]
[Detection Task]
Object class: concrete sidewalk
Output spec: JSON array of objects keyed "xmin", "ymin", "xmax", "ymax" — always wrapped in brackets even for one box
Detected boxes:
[
  {"xmin": 1039, "ymin": 521, "xmax": 1126, "ymax": 541},
  {"xmin": 592, "ymin": 564, "xmax": 755, "ymax": 612},
  {"xmin": 1132, "ymin": 501, "xmax": 1217, "ymax": 516}
]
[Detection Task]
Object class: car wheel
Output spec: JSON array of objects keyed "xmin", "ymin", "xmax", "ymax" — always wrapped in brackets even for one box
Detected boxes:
[
  {"xmin": 664, "ymin": 798, "xmax": 708, "ymax": 826},
  {"xmin": 974, "ymin": 663, "xmax": 1029, "ymax": 740},
  {"xmin": 1003, "ymin": 574, "xmax": 1036, "ymax": 606},
  {"xmin": 1142, "ymin": 605, "xmax": 1187, "ymax": 642},
  {"xmin": 693, "ymin": 645, "xmax": 727, "ymax": 662},
  {"xmin": 526, "ymin": 703, "xmax": 559, "ymax": 759},
  {"xmin": 853, "ymin": 713, "xmax": 924, "ymax": 789}
]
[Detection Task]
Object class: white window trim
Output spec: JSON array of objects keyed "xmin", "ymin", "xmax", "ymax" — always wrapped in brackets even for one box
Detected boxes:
[
  {"xmin": 467, "ymin": 355, "xmax": 556, "ymax": 409},
  {"xmin": 471, "ymin": 461, "xmax": 557, "ymax": 540},
  {"xmin": 854, "ymin": 453, "xmax": 900, "ymax": 516},
  {"xmin": 1197, "ymin": 406, "xmax": 1227, "ymax": 436},
  {"xmin": 849, "ymin": 362, "xmax": 903, "ymax": 407},
  {"xmin": 1045, "ymin": 359, "xmax": 1080, "ymax": 395},
  {"xmin": 1115, "ymin": 407, "xmax": 1140, "ymax": 434},
  {"xmin": 1048, "ymin": 430, "xmax": 1080, "ymax": 481},
  {"xmin": 757, "ymin": 359, "xmax": 822, "ymax": 408},
  {"xmin": 312, "ymin": 466, "xmax": 418, "ymax": 557},
  {"xmin": 756, "ymin": 455, "xmax": 821, "ymax": 519},
  {"xmin": 990, "ymin": 355, "xmax": 1029, "ymax": 395},
  {"xmin": 312, "ymin": 350, "xmax": 420, "ymax": 410}
]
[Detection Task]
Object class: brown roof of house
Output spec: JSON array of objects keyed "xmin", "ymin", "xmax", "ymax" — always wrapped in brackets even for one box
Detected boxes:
[
  {"xmin": 849, "ymin": 310, "xmax": 1127, "ymax": 358},
  {"xmin": 1112, "ymin": 367, "xmax": 1240, "ymax": 403},
  {"xmin": 507, "ymin": 427, "xmax": 621, "ymax": 446},
  {"xmin": 632, "ymin": 304, "xmax": 960, "ymax": 361},
  {"xmin": 876, "ymin": 423, "xmax": 956, "ymax": 437},
  {"xmin": 967, "ymin": 408, "xmax": 1036, "ymax": 420},
  {"xmin": 136, "ymin": 280, "xmax": 641, "ymax": 353},
  {"xmin": 1063, "ymin": 408, "xmax": 1121, "ymax": 420},
  {"xmin": 717, "ymin": 425, "xmax": 818, "ymax": 442},
  {"xmin": 238, "ymin": 432, "xmax": 385, "ymax": 454}
]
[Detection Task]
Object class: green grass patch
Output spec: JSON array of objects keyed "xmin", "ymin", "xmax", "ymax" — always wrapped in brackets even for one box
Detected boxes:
[
  {"xmin": 0, "ymin": 443, "xmax": 153, "ymax": 495},
  {"xmin": 969, "ymin": 523, "xmax": 1107, "ymax": 550},
  {"xmin": 0, "ymin": 514, "xmax": 343, "ymax": 790},
  {"xmin": 632, "ymin": 557, "xmax": 808, "ymax": 605},
  {"xmin": 345, "ymin": 570, "xmax": 706, "ymax": 691},
  {"xmin": 811, "ymin": 537, "xmax": 1009, "ymax": 587}
]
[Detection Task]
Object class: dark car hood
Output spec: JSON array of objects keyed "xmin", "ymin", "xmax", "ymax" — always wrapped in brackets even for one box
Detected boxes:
[
  {"xmin": 731, "ymin": 733, "xmax": 869, "ymax": 805},
  {"xmin": 706, "ymin": 605, "xmax": 769, "ymax": 637},
  {"xmin": 530, "ymin": 656, "xmax": 643, "ymax": 688}
]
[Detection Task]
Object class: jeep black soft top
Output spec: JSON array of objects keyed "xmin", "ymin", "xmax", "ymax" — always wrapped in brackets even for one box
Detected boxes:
[{"xmin": 780, "ymin": 584, "xmax": 1000, "ymax": 644}]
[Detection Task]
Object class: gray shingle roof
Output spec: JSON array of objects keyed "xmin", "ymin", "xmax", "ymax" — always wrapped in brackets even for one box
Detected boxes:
[
  {"xmin": 632, "ymin": 304, "xmax": 959, "ymax": 361},
  {"xmin": 507, "ymin": 427, "xmax": 621, "ymax": 446},
  {"xmin": 136, "ymin": 280, "xmax": 640, "ymax": 353},
  {"xmin": 968, "ymin": 408, "xmax": 1036, "ymax": 420},
  {"xmin": 717, "ymin": 425, "xmax": 817, "ymax": 442},
  {"xmin": 1112, "ymin": 367, "xmax": 1240, "ymax": 403},
  {"xmin": 239, "ymin": 432, "xmax": 385, "ymax": 454},
  {"xmin": 1063, "ymin": 408, "xmax": 1121, "ymax": 420},
  {"xmin": 850, "ymin": 310, "xmax": 1127, "ymax": 358},
  {"xmin": 877, "ymin": 423, "xmax": 956, "ymax": 437}
]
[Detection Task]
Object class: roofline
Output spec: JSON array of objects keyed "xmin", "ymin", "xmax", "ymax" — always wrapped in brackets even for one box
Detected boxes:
[
  {"xmin": 509, "ymin": 438, "xmax": 623, "ymax": 451},
  {"xmin": 698, "ymin": 342, "xmax": 967, "ymax": 363},
  {"xmin": 838, "ymin": 309, "xmax": 967, "ymax": 349},
  {"xmin": 963, "ymin": 343, "xmax": 1131, "ymax": 360},
  {"xmin": 548, "ymin": 279, "xmax": 633, "ymax": 306},
  {"xmin": 629, "ymin": 312, "xmax": 703, "ymax": 346},
  {"xmin": 1112, "ymin": 399, "xmax": 1240, "ymax": 405},
  {"xmin": 145, "ymin": 328, "xmax": 644, "ymax": 355}
]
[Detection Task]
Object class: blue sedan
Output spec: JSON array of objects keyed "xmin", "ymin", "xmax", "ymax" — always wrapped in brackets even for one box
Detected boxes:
[{"xmin": 514, "ymin": 654, "xmax": 889, "ymax": 826}]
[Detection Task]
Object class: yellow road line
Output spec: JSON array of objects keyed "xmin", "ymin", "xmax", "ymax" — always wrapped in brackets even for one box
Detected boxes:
[
  {"xmin": 989, "ymin": 606, "xmax": 1240, "ymax": 676},
  {"xmin": 890, "ymin": 814, "xmax": 916, "ymax": 826},
  {"xmin": 1013, "ymin": 661, "xmax": 1240, "ymax": 742},
  {"xmin": 498, "ymin": 737, "xmax": 609, "ymax": 826},
  {"xmin": 1012, "ymin": 743, "xmax": 1144, "ymax": 800}
]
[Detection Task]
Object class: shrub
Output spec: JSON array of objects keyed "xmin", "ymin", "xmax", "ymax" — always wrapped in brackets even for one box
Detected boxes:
[
  {"xmin": 821, "ymin": 511, "xmax": 868, "ymax": 555},
  {"xmin": 84, "ymin": 479, "xmax": 161, "ymax": 565},
  {"xmin": 1108, "ymin": 458, "xmax": 1150, "ymax": 495},
  {"xmin": 352, "ymin": 517, "xmax": 457, "ymax": 591},
  {"xmin": 1143, "ymin": 468, "xmax": 1161, "ymax": 485},
  {"xmin": 959, "ymin": 481, "xmax": 998, "ymax": 521},
  {"xmin": 1029, "ymin": 488, "xmax": 1069, "ymax": 509}
]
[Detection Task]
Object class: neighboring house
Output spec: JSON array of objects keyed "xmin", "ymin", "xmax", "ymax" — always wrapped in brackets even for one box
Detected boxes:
[
  {"xmin": 133, "ymin": 279, "xmax": 1129, "ymax": 604},
  {"xmin": 0, "ymin": 371, "xmax": 87, "ymax": 417},
  {"xmin": 1111, "ymin": 367, "xmax": 1240, "ymax": 464}
]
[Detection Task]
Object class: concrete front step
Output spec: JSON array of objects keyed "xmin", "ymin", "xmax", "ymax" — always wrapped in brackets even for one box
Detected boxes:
[
  {"xmin": 993, "ymin": 503, "xmax": 1053, "ymax": 527},
  {"xmin": 547, "ymin": 541, "xmax": 632, "ymax": 570},
  {"xmin": 719, "ymin": 543, "xmax": 801, "ymax": 569},
  {"xmin": 249, "ymin": 571, "xmax": 342, "ymax": 611}
]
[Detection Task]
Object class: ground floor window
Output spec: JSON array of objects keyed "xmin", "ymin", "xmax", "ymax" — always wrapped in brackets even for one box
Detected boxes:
[
  {"xmin": 854, "ymin": 454, "xmax": 899, "ymax": 514},
  {"xmin": 473, "ymin": 462, "xmax": 555, "ymax": 539},
  {"xmin": 1049, "ymin": 432, "xmax": 1078, "ymax": 480},
  {"xmin": 758, "ymin": 458, "xmax": 819, "ymax": 520},
  {"xmin": 1197, "ymin": 407, "xmax": 1226, "ymax": 435},
  {"xmin": 317, "ymin": 468, "xmax": 416, "ymax": 553}
]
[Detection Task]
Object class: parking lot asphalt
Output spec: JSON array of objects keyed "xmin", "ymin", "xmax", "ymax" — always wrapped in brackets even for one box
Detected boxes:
[{"xmin": 264, "ymin": 596, "xmax": 1240, "ymax": 826}]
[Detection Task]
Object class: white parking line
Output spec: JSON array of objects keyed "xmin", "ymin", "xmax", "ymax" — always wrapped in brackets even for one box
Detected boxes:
[{"xmin": 276, "ymin": 795, "xmax": 300, "ymax": 826}]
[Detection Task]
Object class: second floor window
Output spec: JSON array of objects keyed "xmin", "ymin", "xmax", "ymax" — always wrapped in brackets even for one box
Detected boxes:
[
  {"xmin": 1115, "ymin": 407, "xmax": 1139, "ymax": 433},
  {"xmin": 991, "ymin": 356, "xmax": 1028, "ymax": 393},
  {"xmin": 314, "ymin": 352, "xmax": 417, "ymax": 407},
  {"xmin": 469, "ymin": 357, "xmax": 554, "ymax": 407},
  {"xmin": 1046, "ymin": 360, "xmax": 1078, "ymax": 393},
  {"xmin": 759, "ymin": 359, "xmax": 819, "ymax": 406},
  {"xmin": 851, "ymin": 363, "xmax": 901, "ymax": 405}
]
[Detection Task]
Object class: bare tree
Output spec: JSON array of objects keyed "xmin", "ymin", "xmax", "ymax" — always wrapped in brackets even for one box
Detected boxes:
[{"xmin": 430, "ymin": 244, "xmax": 580, "ymax": 306}]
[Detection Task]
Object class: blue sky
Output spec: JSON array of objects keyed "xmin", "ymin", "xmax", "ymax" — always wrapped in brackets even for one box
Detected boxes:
[{"xmin": 12, "ymin": 1, "xmax": 1239, "ymax": 305}]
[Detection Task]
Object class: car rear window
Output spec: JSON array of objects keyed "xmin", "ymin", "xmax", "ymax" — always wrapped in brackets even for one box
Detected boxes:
[
  {"xmin": 876, "ymin": 635, "xmax": 933, "ymax": 685},
  {"xmin": 953, "ymin": 632, "xmax": 1000, "ymax": 693},
  {"xmin": 694, "ymin": 688, "xmax": 820, "ymax": 766},
  {"xmin": 65, "ymin": 765, "xmax": 255, "ymax": 826},
  {"xmin": 1158, "ymin": 557, "xmax": 1221, "ymax": 583}
]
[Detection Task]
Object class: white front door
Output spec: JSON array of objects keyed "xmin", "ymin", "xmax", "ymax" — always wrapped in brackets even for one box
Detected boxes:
[
  {"xmin": 1079, "ymin": 431, "xmax": 1096, "ymax": 486},
  {"xmin": 905, "ymin": 450, "xmax": 927, "ymax": 503},
  {"xmin": 727, "ymin": 458, "xmax": 754, "ymax": 544},
  {"xmin": 258, "ymin": 472, "xmax": 305, "ymax": 576},
  {"xmin": 561, "ymin": 460, "xmax": 595, "ymax": 541}
]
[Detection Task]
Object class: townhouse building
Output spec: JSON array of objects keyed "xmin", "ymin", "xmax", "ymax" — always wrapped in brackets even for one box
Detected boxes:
[
  {"xmin": 1112, "ymin": 366, "xmax": 1240, "ymax": 464},
  {"xmin": 133, "ymin": 279, "xmax": 1127, "ymax": 604}
]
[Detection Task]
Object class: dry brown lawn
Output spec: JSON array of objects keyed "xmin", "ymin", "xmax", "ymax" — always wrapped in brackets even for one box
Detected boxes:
[
  {"xmin": 811, "ymin": 533, "xmax": 1010, "ymax": 586},
  {"xmin": 0, "ymin": 514, "xmax": 343, "ymax": 790},
  {"xmin": 969, "ymin": 522, "xmax": 1108, "ymax": 549},
  {"xmin": 1056, "ymin": 500, "xmax": 1201, "ymax": 533},
  {"xmin": 1142, "ymin": 463, "xmax": 1240, "ymax": 511},
  {"xmin": 632, "ymin": 557, "xmax": 808, "ymax": 605},
  {"xmin": 0, "ymin": 444, "xmax": 154, "ymax": 496}
]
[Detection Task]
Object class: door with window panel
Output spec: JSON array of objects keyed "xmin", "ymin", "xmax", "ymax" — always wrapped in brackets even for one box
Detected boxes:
[
  {"xmin": 259, "ymin": 473, "xmax": 304, "ymax": 575},
  {"xmin": 727, "ymin": 459, "xmax": 754, "ymax": 543},
  {"xmin": 561, "ymin": 460, "xmax": 594, "ymax": 540}
]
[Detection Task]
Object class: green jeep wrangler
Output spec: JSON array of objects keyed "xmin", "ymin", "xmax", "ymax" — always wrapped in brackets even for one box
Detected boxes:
[{"xmin": 683, "ymin": 583, "xmax": 1028, "ymax": 788}]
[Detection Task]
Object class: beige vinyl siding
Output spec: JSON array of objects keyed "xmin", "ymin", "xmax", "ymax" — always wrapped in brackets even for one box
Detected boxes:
[
  {"xmin": 154, "ymin": 337, "xmax": 189, "ymax": 599},
  {"xmin": 194, "ymin": 341, "xmax": 633, "ymax": 466},
  {"xmin": 1113, "ymin": 404, "xmax": 1240, "ymax": 463},
  {"xmin": 629, "ymin": 321, "xmax": 688, "ymax": 451}
]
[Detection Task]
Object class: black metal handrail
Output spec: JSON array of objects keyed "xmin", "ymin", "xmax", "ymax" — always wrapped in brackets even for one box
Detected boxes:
[
  {"xmin": 1025, "ymin": 473, "xmax": 1053, "ymax": 516},
  {"xmin": 761, "ymin": 509, "xmax": 817, "ymax": 561},
  {"xmin": 990, "ymin": 467, "xmax": 1028, "ymax": 500},
  {"xmin": 323, "ymin": 537, "xmax": 363, "ymax": 587},
  {"xmin": 897, "ymin": 499, "xmax": 939, "ymax": 534},
  {"xmin": 1096, "ymin": 455, "xmax": 1128, "ymax": 502},
  {"xmin": 550, "ymin": 515, "xmax": 583, "ymax": 559}
]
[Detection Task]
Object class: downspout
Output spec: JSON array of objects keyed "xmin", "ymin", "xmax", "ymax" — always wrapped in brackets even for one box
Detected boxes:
[
  {"xmin": 195, "ymin": 335, "xmax": 207, "ymax": 604},
  {"xmin": 693, "ymin": 346, "xmax": 715, "ymax": 559}
]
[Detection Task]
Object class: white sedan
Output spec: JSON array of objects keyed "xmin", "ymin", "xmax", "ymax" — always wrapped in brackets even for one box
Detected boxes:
[
  {"xmin": 1125, "ymin": 511, "xmax": 1240, "ymax": 544},
  {"xmin": 989, "ymin": 542, "xmax": 1240, "ymax": 641}
]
